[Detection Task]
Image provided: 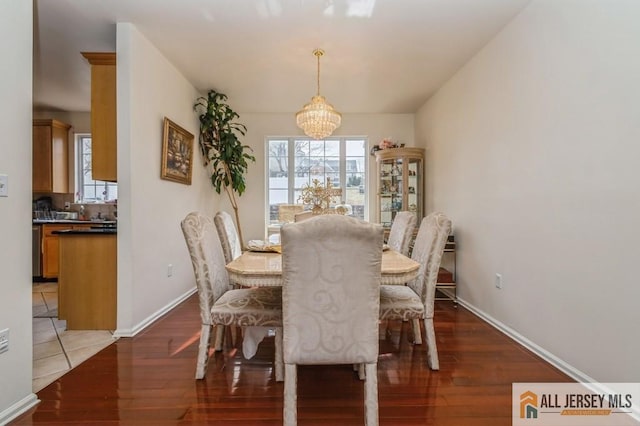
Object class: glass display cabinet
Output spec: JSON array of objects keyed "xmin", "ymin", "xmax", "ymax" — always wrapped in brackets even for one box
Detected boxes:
[{"xmin": 374, "ymin": 147, "xmax": 424, "ymax": 228}]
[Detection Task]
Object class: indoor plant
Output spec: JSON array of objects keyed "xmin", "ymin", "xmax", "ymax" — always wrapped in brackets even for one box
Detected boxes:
[{"xmin": 194, "ymin": 89, "xmax": 255, "ymax": 247}]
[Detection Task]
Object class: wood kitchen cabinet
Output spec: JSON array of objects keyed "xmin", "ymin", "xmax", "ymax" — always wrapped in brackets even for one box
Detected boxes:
[
  {"xmin": 57, "ymin": 232, "xmax": 116, "ymax": 330},
  {"xmin": 82, "ymin": 52, "xmax": 117, "ymax": 182},
  {"xmin": 32, "ymin": 119, "xmax": 71, "ymax": 193},
  {"xmin": 41, "ymin": 223, "xmax": 94, "ymax": 278}
]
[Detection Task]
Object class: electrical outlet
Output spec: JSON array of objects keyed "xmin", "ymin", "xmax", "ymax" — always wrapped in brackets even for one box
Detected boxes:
[
  {"xmin": 0, "ymin": 174, "xmax": 8, "ymax": 197},
  {"xmin": 495, "ymin": 273, "xmax": 503, "ymax": 289},
  {"xmin": 0, "ymin": 328, "xmax": 9, "ymax": 354},
  {"xmin": 167, "ymin": 264, "xmax": 173, "ymax": 277}
]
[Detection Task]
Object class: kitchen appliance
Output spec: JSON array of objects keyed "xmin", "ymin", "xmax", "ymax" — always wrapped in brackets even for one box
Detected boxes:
[{"xmin": 32, "ymin": 225, "xmax": 42, "ymax": 278}]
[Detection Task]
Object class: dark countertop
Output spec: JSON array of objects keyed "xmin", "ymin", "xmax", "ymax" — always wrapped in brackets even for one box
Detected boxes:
[
  {"xmin": 53, "ymin": 228, "xmax": 117, "ymax": 235},
  {"xmin": 33, "ymin": 219, "xmax": 117, "ymax": 225}
]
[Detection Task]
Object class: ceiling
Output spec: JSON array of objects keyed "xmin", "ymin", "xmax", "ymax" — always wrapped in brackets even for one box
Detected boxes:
[{"xmin": 33, "ymin": 0, "xmax": 530, "ymax": 114}]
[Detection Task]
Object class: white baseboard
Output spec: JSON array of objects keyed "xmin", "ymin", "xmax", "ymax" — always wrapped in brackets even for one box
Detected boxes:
[
  {"xmin": 113, "ymin": 287, "xmax": 197, "ymax": 338},
  {"xmin": 0, "ymin": 393, "xmax": 39, "ymax": 426},
  {"xmin": 458, "ymin": 298, "xmax": 640, "ymax": 422},
  {"xmin": 456, "ymin": 297, "xmax": 596, "ymax": 384}
]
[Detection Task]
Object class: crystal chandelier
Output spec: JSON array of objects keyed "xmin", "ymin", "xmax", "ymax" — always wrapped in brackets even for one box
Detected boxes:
[{"xmin": 296, "ymin": 49, "xmax": 342, "ymax": 140}]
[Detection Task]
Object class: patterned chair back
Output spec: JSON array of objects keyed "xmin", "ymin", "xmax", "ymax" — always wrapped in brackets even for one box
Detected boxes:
[
  {"xmin": 181, "ymin": 212, "xmax": 230, "ymax": 325},
  {"xmin": 386, "ymin": 211, "xmax": 417, "ymax": 255},
  {"xmin": 281, "ymin": 214, "xmax": 383, "ymax": 365},
  {"xmin": 407, "ymin": 212, "xmax": 452, "ymax": 319},
  {"xmin": 214, "ymin": 211, "xmax": 242, "ymax": 264}
]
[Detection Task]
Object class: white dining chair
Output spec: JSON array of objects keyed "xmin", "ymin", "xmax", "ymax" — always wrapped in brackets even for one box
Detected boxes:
[
  {"xmin": 214, "ymin": 211, "xmax": 242, "ymax": 264},
  {"xmin": 386, "ymin": 211, "xmax": 417, "ymax": 256},
  {"xmin": 213, "ymin": 210, "xmax": 244, "ymax": 350},
  {"xmin": 181, "ymin": 212, "xmax": 283, "ymax": 381},
  {"xmin": 379, "ymin": 212, "xmax": 452, "ymax": 370},
  {"xmin": 281, "ymin": 215, "xmax": 383, "ymax": 426},
  {"xmin": 293, "ymin": 210, "xmax": 313, "ymax": 222}
]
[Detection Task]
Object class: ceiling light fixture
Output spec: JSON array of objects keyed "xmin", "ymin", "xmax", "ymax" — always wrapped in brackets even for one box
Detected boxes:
[{"xmin": 296, "ymin": 49, "xmax": 342, "ymax": 140}]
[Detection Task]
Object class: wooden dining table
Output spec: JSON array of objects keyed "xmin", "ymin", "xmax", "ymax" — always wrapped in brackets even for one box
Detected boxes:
[{"xmin": 225, "ymin": 248, "xmax": 420, "ymax": 287}]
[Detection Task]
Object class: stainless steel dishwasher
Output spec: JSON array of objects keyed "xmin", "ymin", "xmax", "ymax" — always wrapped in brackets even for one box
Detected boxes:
[{"xmin": 32, "ymin": 225, "xmax": 42, "ymax": 278}]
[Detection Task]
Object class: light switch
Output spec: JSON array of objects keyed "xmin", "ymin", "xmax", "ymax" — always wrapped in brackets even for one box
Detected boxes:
[{"xmin": 0, "ymin": 174, "xmax": 8, "ymax": 197}]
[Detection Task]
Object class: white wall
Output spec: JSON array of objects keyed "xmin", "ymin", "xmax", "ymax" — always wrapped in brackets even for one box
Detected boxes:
[
  {"xmin": 416, "ymin": 0, "xmax": 640, "ymax": 382},
  {"xmin": 116, "ymin": 24, "xmax": 219, "ymax": 334},
  {"xmin": 0, "ymin": 1, "xmax": 39, "ymax": 422},
  {"xmin": 236, "ymin": 113, "xmax": 414, "ymax": 241},
  {"xmin": 32, "ymin": 111, "xmax": 90, "ymax": 134}
]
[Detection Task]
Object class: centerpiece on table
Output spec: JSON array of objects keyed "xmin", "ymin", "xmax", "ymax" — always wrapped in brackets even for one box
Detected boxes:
[{"xmin": 297, "ymin": 178, "xmax": 341, "ymax": 215}]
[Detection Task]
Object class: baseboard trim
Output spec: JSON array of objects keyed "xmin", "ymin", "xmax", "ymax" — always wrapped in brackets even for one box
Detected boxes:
[
  {"xmin": 0, "ymin": 393, "xmax": 39, "ymax": 425},
  {"xmin": 113, "ymin": 287, "xmax": 197, "ymax": 338},
  {"xmin": 455, "ymin": 297, "xmax": 596, "ymax": 384},
  {"xmin": 458, "ymin": 297, "xmax": 640, "ymax": 421}
]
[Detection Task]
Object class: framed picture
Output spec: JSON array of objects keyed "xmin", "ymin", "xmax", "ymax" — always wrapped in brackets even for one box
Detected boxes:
[{"xmin": 161, "ymin": 117, "xmax": 194, "ymax": 185}]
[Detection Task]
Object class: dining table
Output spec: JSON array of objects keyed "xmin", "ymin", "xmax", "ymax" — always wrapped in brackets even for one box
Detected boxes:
[
  {"xmin": 225, "ymin": 248, "xmax": 420, "ymax": 288},
  {"xmin": 225, "ymin": 246, "xmax": 420, "ymax": 360}
]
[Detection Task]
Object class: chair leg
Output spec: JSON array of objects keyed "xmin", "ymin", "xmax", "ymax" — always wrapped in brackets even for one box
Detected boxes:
[
  {"xmin": 230, "ymin": 324, "xmax": 238, "ymax": 347},
  {"xmin": 424, "ymin": 317, "xmax": 439, "ymax": 370},
  {"xmin": 358, "ymin": 363, "xmax": 366, "ymax": 381},
  {"xmin": 196, "ymin": 324, "xmax": 212, "ymax": 379},
  {"xmin": 364, "ymin": 363, "xmax": 379, "ymax": 426},
  {"xmin": 214, "ymin": 324, "xmax": 225, "ymax": 351},
  {"xmin": 275, "ymin": 327, "xmax": 284, "ymax": 382},
  {"xmin": 411, "ymin": 319, "xmax": 423, "ymax": 344},
  {"xmin": 284, "ymin": 363, "xmax": 297, "ymax": 426}
]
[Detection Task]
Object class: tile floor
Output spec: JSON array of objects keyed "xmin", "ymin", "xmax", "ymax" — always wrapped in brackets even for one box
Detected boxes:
[{"xmin": 32, "ymin": 282, "xmax": 117, "ymax": 392}]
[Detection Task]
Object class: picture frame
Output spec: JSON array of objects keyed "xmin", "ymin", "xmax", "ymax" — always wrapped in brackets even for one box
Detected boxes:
[{"xmin": 161, "ymin": 117, "xmax": 194, "ymax": 185}]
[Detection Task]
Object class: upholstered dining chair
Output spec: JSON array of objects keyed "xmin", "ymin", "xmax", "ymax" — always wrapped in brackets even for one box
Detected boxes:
[
  {"xmin": 379, "ymin": 212, "xmax": 451, "ymax": 370},
  {"xmin": 214, "ymin": 211, "xmax": 242, "ymax": 264},
  {"xmin": 386, "ymin": 211, "xmax": 417, "ymax": 256},
  {"xmin": 281, "ymin": 215, "xmax": 383, "ymax": 426},
  {"xmin": 181, "ymin": 212, "xmax": 284, "ymax": 381},
  {"xmin": 293, "ymin": 210, "xmax": 313, "ymax": 222},
  {"xmin": 213, "ymin": 210, "xmax": 244, "ymax": 350}
]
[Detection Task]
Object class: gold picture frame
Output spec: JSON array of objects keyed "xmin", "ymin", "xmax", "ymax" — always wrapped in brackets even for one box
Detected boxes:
[{"xmin": 161, "ymin": 117, "xmax": 194, "ymax": 185}]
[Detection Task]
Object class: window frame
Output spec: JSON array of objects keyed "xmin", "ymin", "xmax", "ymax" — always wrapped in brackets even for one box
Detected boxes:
[
  {"xmin": 75, "ymin": 133, "xmax": 118, "ymax": 203},
  {"xmin": 265, "ymin": 136, "xmax": 369, "ymax": 236}
]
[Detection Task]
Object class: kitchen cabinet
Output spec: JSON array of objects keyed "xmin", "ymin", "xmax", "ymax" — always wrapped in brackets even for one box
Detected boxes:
[
  {"xmin": 41, "ymin": 223, "xmax": 94, "ymax": 278},
  {"xmin": 32, "ymin": 119, "xmax": 71, "ymax": 193},
  {"xmin": 57, "ymin": 231, "xmax": 116, "ymax": 329},
  {"xmin": 82, "ymin": 52, "xmax": 117, "ymax": 182},
  {"xmin": 374, "ymin": 147, "xmax": 424, "ymax": 229}
]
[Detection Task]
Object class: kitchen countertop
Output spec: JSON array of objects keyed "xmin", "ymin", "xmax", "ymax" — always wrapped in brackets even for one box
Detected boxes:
[
  {"xmin": 52, "ymin": 228, "xmax": 117, "ymax": 235},
  {"xmin": 33, "ymin": 219, "xmax": 117, "ymax": 225}
]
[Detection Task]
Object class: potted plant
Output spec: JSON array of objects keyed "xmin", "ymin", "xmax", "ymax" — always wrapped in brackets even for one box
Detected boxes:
[{"xmin": 194, "ymin": 89, "xmax": 255, "ymax": 247}]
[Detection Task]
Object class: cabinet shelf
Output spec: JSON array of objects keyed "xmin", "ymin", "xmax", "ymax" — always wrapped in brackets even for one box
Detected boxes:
[{"xmin": 375, "ymin": 147, "xmax": 424, "ymax": 229}]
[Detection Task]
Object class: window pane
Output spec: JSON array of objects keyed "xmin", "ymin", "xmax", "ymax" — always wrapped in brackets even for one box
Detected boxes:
[
  {"xmin": 294, "ymin": 140, "xmax": 309, "ymax": 156},
  {"xmin": 77, "ymin": 135, "xmax": 118, "ymax": 203},
  {"xmin": 266, "ymin": 137, "xmax": 368, "ymax": 231},
  {"xmin": 268, "ymin": 140, "xmax": 288, "ymax": 177},
  {"xmin": 346, "ymin": 139, "xmax": 365, "ymax": 156}
]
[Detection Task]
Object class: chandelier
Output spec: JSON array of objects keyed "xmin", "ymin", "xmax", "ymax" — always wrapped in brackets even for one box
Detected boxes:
[{"xmin": 296, "ymin": 49, "xmax": 342, "ymax": 140}]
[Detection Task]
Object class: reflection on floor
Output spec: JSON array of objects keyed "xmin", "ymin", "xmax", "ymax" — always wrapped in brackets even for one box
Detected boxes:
[{"xmin": 32, "ymin": 282, "xmax": 117, "ymax": 392}]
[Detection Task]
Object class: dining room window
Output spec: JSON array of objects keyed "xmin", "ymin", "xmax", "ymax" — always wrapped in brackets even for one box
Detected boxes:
[{"xmin": 266, "ymin": 137, "xmax": 367, "ymax": 233}]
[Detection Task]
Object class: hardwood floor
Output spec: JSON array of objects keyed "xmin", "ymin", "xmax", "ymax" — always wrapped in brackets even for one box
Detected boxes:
[{"xmin": 13, "ymin": 296, "xmax": 571, "ymax": 425}]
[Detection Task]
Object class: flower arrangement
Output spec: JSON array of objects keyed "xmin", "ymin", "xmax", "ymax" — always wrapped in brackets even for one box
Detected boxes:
[
  {"xmin": 379, "ymin": 138, "xmax": 396, "ymax": 149},
  {"xmin": 297, "ymin": 178, "xmax": 337, "ymax": 215}
]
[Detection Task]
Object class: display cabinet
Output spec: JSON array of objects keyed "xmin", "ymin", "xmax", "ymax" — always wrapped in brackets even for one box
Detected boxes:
[{"xmin": 374, "ymin": 147, "xmax": 424, "ymax": 228}]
